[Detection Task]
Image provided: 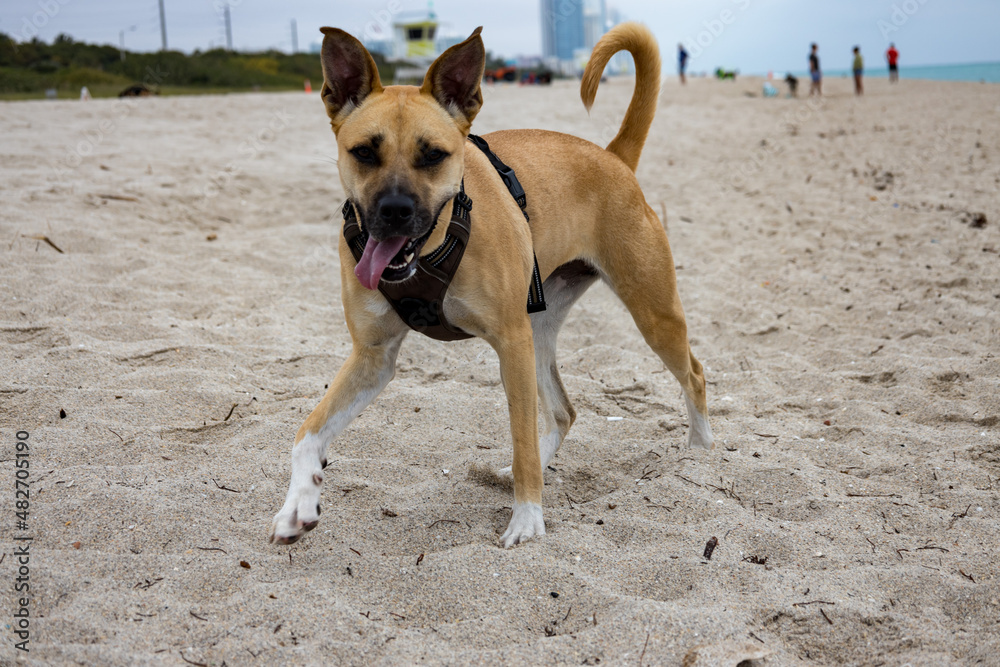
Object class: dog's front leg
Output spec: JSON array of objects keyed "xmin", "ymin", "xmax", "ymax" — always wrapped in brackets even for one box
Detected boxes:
[
  {"xmin": 491, "ymin": 328, "xmax": 545, "ymax": 547},
  {"xmin": 270, "ymin": 334, "xmax": 404, "ymax": 545}
]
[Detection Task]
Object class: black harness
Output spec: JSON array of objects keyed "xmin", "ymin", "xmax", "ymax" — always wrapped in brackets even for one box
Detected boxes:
[{"xmin": 342, "ymin": 134, "xmax": 545, "ymax": 341}]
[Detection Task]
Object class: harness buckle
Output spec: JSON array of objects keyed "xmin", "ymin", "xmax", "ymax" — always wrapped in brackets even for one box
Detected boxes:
[{"xmin": 495, "ymin": 166, "xmax": 527, "ymax": 209}]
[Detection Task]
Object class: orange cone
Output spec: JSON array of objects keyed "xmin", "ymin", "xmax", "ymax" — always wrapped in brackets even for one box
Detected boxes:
[{"xmin": 304, "ymin": 79, "xmax": 312, "ymax": 93}]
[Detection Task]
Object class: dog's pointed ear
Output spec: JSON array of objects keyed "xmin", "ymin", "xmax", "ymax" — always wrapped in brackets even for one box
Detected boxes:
[
  {"xmin": 421, "ymin": 27, "xmax": 485, "ymax": 128},
  {"xmin": 319, "ymin": 27, "xmax": 383, "ymax": 126}
]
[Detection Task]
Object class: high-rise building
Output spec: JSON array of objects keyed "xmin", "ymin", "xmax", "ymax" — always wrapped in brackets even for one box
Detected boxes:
[
  {"xmin": 583, "ymin": 0, "xmax": 607, "ymax": 50},
  {"xmin": 540, "ymin": 0, "xmax": 585, "ymax": 61},
  {"xmin": 541, "ymin": 0, "xmax": 615, "ymax": 74}
]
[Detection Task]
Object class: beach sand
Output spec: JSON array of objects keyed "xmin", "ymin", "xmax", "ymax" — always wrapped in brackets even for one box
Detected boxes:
[{"xmin": 1, "ymin": 73, "xmax": 998, "ymax": 665}]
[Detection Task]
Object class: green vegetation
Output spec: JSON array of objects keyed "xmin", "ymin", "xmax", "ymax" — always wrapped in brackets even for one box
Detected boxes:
[{"xmin": 0, "ymin": 32, "xmax": 399, "ymax": 99}]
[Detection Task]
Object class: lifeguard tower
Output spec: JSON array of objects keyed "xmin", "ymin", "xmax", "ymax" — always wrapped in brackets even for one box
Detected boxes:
[
  {"xmin": 387, "ymin": 3, "xmax": 451, "ymax": 82},
  {"xmin": 392, "ymin": 13, "xmax": 438, "ymax": 61}
]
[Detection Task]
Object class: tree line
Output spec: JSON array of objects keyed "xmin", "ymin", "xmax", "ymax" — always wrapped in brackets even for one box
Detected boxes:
[{"xmin": 0, "ymin": 33, "xmax": 396, "ymax": 95}]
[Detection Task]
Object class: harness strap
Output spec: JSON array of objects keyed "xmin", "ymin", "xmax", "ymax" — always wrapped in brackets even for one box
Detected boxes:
[
  {"xmin": 467, "ymin": 134, "xmax": 546, "ymax": 314},
  {"xmin": 467, "ymin": 134, "xmax": 527, "ymax": 213}
]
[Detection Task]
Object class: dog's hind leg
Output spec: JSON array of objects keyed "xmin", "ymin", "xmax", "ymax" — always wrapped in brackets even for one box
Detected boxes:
[
  {"xmin": 597, "ymin": 208, "xmax": 714, "ymax": 449},
  {"xmin": 533, "ymin": 262, "xmax": 600, "ymax": 465},
  {"xmin": 270, "ymin": 325, "xmax": 406, "ymax": 545}
]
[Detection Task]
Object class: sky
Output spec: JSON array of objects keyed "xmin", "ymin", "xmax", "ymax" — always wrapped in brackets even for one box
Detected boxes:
[{"xmin": 3, "ymin": 0, "xmax": 999, "ymax": 74}]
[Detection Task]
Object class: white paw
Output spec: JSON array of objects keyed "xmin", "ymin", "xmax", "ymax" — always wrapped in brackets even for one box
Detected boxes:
[
  {"xmin": 497, "ymin": 465, "xmax": 513, "ymax": 479},
  {"xmin": 269, "ymin": 477, "xmax": 323, "ymax": 544},
  {"xmin": 685, "ymin": 394, "xmax": 715, "ymax": 450},
  {"xmin": 500, "ymin": 502, "xmax": 545, "ymax": 548},
  {"xmin": 270, "ymin": 462, "xmax": 326, "ymax": 545}
]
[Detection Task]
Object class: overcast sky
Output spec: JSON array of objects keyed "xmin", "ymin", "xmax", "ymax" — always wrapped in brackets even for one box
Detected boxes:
[{"xmin": 3, "ymin": 0, "xmax": 999, "ymax": 73}]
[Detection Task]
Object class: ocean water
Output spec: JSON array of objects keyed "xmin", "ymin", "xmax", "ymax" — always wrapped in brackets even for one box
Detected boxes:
[{"xmin": 785, "ymin": 61, "xmax": 1000, "ymax": 84}]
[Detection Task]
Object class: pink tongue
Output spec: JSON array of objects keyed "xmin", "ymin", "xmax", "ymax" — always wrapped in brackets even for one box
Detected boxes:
[{"xmin": 355, "ymin": 236, "xmax": 409, "ymax": 290}]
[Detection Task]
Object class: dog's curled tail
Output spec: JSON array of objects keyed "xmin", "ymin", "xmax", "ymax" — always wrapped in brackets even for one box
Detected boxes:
[{"xmin": 580, "ymin": 22, "xmax": 661, "ymax": 173}]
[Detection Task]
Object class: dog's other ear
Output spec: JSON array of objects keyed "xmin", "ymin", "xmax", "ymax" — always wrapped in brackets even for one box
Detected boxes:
[
  {"xmin": 421, "ymin": 27, "xmax": 485, "ymax": 129},
  {"xmin": 319, "ymin": 27, "xmax": 383, "ymax": 125}
]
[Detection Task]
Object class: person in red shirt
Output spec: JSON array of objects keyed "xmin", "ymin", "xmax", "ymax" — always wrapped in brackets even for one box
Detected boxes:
[{"xmin": 886, "ymin": 44, "xmax": 899, "ymax": 83}]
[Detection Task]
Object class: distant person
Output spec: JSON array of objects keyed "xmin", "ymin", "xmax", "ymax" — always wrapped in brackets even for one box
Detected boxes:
[
  {"xmin": 678, "ymin": 43, "xmax": 689, "ymax": 84},
  {"xmin": 808, "ymin": 43, "xmax": 822, "ymax": 96},
  {"xmin": 852, "ymin": 46, "xmax": 864, "ymax": 95},
  {"xmin": 886, "ymin": 43, "xmax": 899, "ymax": 83}
]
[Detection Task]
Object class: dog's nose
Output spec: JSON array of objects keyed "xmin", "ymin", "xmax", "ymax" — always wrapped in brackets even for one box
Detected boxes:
[{"xmin": 377, "ymin": 195, "xmax": 415, "ymax": 224}]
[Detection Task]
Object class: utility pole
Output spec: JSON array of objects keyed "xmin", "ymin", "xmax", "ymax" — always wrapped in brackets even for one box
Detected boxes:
[
  {"xmin": 119, "ymin": 25, "xmax": 137, "ymax": 62},
  {"xmin": 224, "ymin": 4, "xmax": 233, "ymax": 50},
  {"xmin": 158, "ymin": 0, "xmax": 168, "ymax": 50},
  {"xmin": 290, "ymin": 19, "xmax": 298, "ymax": 53}
]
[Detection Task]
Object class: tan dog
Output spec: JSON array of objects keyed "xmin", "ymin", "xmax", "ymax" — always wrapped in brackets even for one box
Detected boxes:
[{"xmin": 270, "ymin": 23, "xmax": 713, "ymax": 548}]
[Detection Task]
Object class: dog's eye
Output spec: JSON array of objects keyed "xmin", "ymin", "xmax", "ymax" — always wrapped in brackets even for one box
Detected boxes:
[
  {"xmin": 350, "ymin": 146, "xmax": 377, "ymax": 164},
  {"xmin": 420, "ymin": 148, "xmax": 449, "ymax": 167}
]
